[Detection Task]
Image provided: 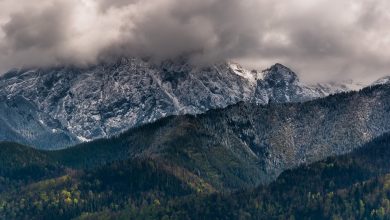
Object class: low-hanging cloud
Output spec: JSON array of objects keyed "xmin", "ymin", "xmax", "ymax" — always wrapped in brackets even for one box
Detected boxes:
[{"xmin": 0, "ymin": 0, "xmax": 389, "ymax": 83}]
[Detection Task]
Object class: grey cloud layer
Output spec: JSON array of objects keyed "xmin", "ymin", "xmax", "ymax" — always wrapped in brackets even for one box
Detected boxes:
[{"xmin": 0, "ymin": 0, "xmax": 389, "ymax": 82}]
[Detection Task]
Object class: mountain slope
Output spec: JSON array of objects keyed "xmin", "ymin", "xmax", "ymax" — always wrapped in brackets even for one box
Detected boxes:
[
  {"xmin": 141, "ymin": 132, "xmax": 390, "ymax": 220},
  {"xmin": 0, "ymin": 96, "xmax": 79, "ymax": 148},
  {"xmin": 0, "ymin": 59, "xmax": 361, "ymax": 149},
  {"xmin": 37, "ymin": 84, "xmax": 390, "ymax": 190}
]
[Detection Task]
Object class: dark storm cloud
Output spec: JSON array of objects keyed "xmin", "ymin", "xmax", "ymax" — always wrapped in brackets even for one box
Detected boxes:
[
  {"xmin": 90, "ymin": 0, "xmax": 265, "ymax": 65},
  {"xmin": 0, "ymin": 0, "xmax": 389, "ymax": 83},
  {"xmin": 3, "ymin": 3, "xmax": 69, "ymax": 51}
]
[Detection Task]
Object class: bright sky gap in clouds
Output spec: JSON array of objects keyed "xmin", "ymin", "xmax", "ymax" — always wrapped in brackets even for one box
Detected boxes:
[{"xmin": 0, "ymin": 0, "xmax": 389, "ymax": 83}]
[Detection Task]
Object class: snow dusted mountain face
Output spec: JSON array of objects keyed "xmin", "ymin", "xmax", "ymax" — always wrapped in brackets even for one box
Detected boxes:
[
  {"xmin": 0, "ymin": 58, "xmax": 364, "ymax": 149},
  {"xmin": 372, "ymin": 76, "xmax": 390, "ymax": 86}
]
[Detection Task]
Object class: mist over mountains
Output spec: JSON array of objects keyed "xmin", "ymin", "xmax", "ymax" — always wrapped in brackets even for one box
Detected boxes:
[{"xmin": 1, "ymin": 0, "xmax": 390, "ymax": 82}]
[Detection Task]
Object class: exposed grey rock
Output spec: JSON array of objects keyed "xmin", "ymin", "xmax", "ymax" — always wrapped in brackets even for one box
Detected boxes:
[{"xmin": 0, "ymin": 58, "xmax": 362, "ymax": 149}]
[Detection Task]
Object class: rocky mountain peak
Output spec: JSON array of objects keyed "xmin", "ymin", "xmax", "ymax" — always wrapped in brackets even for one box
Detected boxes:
[
  {"xmin": 263, "ymin": 63, "xmax": 299, "ymax": 85},
  {"xmin": 0, "ymin": 58, "xmax": 367, "ymax": 149}
]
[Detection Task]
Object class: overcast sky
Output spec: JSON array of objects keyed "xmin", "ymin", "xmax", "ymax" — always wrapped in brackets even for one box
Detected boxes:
[{"xmin": 0, "ymin": 0, "xmax": 389, "ymax": 83}]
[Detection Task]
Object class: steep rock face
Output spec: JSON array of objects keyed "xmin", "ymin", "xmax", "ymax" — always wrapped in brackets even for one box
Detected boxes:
[
  {"xmin": 0, "ymin": 58, "xmax": 362, "ymax": 149},
  {"xmin": 254, "ymin": 64, "xmax": 319, "ymax": 103},
  {"xmin": 0, "ymin": 96, "xmax": 78, "ymax": 147}
]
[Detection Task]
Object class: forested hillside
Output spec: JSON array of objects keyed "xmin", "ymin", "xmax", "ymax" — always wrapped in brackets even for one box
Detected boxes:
[
  {"xmin": 0, "ymin": 143, "xmax": 194, "ymax": 220},
  {"xmin": 87, "ymin": 132, "xmax": 390, "ymax": 219},
  {"xmin": 2, "ymin": 132, "xmax": 390, "ymax": 219},
  {"xmin": 46, "ymin": 84, "xmax": 390, "ymax": 190}
]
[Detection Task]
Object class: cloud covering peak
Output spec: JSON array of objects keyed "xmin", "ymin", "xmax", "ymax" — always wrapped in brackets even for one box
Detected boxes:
[{"xmin": 0, "ymin": 0, "xmax": 389, "ymax": 82}]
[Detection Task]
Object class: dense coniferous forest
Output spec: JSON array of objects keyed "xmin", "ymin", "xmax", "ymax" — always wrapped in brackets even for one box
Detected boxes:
[
  {"xmin": 140, "ymin": 132, "xmax": 390, "ymax": 219},
  {"xmin": 1, "ymin": 133, "xmax": 390, "ymax": 219}
]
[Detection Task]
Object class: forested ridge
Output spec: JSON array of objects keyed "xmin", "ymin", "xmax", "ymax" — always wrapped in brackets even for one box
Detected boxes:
[
  {"xmin": 140, "ymin": 132, "xmax": 390, "ymax": 220},
  {"xmin": 2, "ymin": 133, "xmax": 390, "ymax": 219},
  {"xmin": 30, "ymin": 84, "xmax": 390, "ymax": 190}
]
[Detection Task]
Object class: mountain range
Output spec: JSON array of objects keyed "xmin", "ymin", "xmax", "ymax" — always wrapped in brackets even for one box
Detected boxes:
[
  {"xmin": 1, "ymin": 83, "xmax": 388, "ymax": 190},
  {"xmin": 44, "ymin": 83, "xmax": 390, "ymax": 190},
  {"xmin": 1, "ymin": 58, "xmax": 390, "ymax": 219},
  {"xmin": 1, "ymin": 93, "xmax": 390, "ymax": 218},
  {"xmin": 0, "ymin": 58, "xmax": 366, "ymax": 149}
]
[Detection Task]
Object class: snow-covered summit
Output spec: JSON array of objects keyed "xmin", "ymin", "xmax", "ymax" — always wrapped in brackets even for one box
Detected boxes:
[{"xmin": 228, "ymin": 62, "xmax": 260, "ymax": 84}]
